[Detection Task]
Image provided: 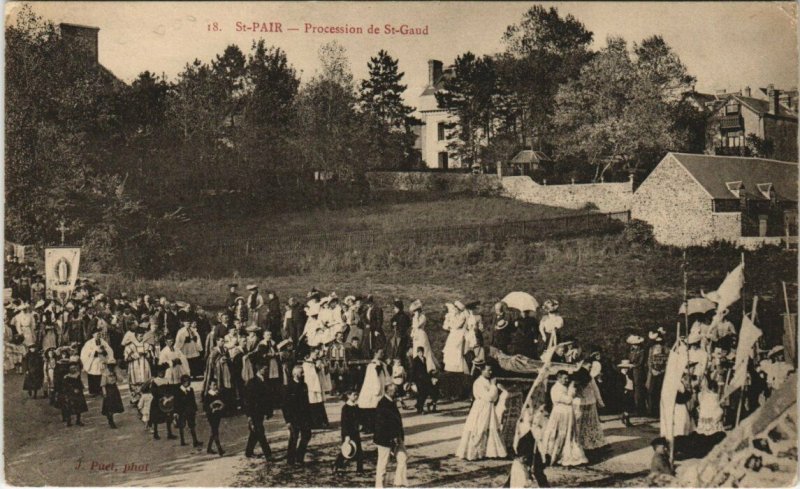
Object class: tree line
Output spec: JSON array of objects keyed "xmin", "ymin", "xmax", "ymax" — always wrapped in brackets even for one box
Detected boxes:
[{"xmin": 436, "ymin": 5, "xmax": 707, "ymax": 183}]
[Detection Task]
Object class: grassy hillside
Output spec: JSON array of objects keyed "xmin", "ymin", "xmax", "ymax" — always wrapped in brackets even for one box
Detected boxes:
[
  {"xmin": 175, "ymin": 192, "xmax": 584, "ymax": 240},
  {"xmin": 95, "ymin": 236, "xmax": 796, "ymax": 363}
]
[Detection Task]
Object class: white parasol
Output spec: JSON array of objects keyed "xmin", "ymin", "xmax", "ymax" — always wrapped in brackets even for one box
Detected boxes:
[{"xmin": 501, "ymin": 291, "xmax": 539, "ymax": 312}]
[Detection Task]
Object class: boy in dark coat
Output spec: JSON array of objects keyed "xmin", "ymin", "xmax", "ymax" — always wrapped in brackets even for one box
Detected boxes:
[
  {"xmin": 283, "ymin": 365, "xmax": 312, "ymax": 466},
  {"xmin": 202, "ymin": 379, "xmax": 226, "ymax": 456},
  {"xmin": 244, "ymin": 364, "xmax": 273, "ymax": 461},
  {"xmin": 62, "ymin": 363, "xmax": 88, "ymax": 426},
  {"xmin": 410, "ymin": 347, "xmax": 432, "ymax": 414},
  {"xmin": 334, "ymin": 390, "xmax": 364, "ymax": 475},
  {"xmin": 175, "ymin": 374, "xmax": 202, "ymax": 447},
  {"xmin": 150, "ymin": 364, "xmax": 178, "ymax": 440}
]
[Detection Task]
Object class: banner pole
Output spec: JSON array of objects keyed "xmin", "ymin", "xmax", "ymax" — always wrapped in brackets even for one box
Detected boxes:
[{"xmin": 683, "ymin": 251, "xmax": 689, "ymax": 338}]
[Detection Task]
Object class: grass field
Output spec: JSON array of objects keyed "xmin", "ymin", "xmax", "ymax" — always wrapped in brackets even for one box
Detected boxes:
[
  {"xmin": 95, "ymin": 234, "xmax": 797, "ymax": 364},
  {"xmin": 174, "ymin": 192, "xmax": 584, "ymax": 240}
]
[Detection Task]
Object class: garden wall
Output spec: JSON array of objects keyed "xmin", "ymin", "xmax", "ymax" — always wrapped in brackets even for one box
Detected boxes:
[
  {"xmin": 366, "ymin": 171, "xmax": 502, "ymax": 194},
  {"xmin": 502, "ymin": 176, "xmax": 634, "ymax": 213}
]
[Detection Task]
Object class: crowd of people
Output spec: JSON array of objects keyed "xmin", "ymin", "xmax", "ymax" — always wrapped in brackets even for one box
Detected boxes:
[{"xmin": 4, "ymin": 255, "xmax": 795, "ymax": 488}]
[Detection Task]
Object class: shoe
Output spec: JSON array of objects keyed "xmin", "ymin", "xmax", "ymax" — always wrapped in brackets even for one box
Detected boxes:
[
  {"xmin": 167, "ymin": 434, "xmax": 178, "ymax": 440},
  {"xmin": 181, "ymin": 442, "xmax": 187, "ymax": 446},
  {"xmin": 194, "ymin": 441, "xmax": 203, "ymax": 448},
  {"xmin": 76, "ymin": 421, "xmax": 85, "ymax": 426},
  {"xmin": 218, "ymin": 449, "xmax": 225, "ymax": 457},
  {"xmin": 154, "ymin": 433, "xmax": 161, "ymax": 440},
  {"xmin": 66, "ymin": 422, "xmax": 72, "ymax": 427},
  {"xmin": 110, "ymin": 423, "xmax": 118, "ymax": 429},
  {"xmin": 207, "ymin": 448, "xmax": 217, "ymax": 455}
]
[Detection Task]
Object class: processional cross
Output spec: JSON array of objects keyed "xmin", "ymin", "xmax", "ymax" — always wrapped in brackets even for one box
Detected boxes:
[{"xmin": 57, "ymin": 220, "xmax": 68, "ymax": 245}]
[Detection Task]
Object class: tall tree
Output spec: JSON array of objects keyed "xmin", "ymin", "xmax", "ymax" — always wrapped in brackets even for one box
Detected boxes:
[
  {"xmin": 435, "ymin": 52, "xmax": 499, "ymax": 166},
  {"xmin": 359, "ymin": 50, "xmax": 417, "ymax": 169},
  {"xmin": 552, "ymin": 36, "xmax": 697, "ymax": 180},
  {"xmin": 499, "ymin": 6, "xmax": 594, "ymax": 151}
]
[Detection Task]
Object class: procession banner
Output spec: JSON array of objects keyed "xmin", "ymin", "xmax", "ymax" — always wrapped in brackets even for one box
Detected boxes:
[
  {"xmin": 702, "ymin": 263, "xmax": 744, "ymax": 312},
  {"xmin": 726, "ymin": 314, "xmax": 762, "ymax": 398},
  {"xmin": 44, "ymin": 247, "xmax": 81, "ymax": 302},
  {"xmin": 659, "ymin": 340, "xmax": 688, "ymax": 440}
]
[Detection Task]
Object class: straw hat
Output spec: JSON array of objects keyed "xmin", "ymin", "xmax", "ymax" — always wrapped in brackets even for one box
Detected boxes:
[
  {"xmin": 409, "ymin": 299, "xmax": 423, "ymax": 313},
  {"xmin": 617, "ymin": 359, "xmax": 633, "ymax": 369},
  {"xmin": 768, "ymin": 346, "xmax": 785, "ymax": 358},
  {"xmin": 626, "ymin": 334, "xmax": 644, "ymax": 345},
  {"xmin": 340, "ymin": 439, "xmax": 357, "ymax": 460},
  {"xmin": 453, "ymin": 301, "xmax": 465, "ymax": 311},
  {"xmin": 246, "ymin": 284, "xmax": 258, "ymax": 291}
]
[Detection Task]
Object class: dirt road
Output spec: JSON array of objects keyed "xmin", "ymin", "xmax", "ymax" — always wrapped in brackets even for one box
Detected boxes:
[{"xmin": 4, "ymin": 371, "xmax": 655, "ymax": 487}]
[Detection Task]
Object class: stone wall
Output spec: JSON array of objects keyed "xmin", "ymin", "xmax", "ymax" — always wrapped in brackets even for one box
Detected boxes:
[
  {"xmin": 366, "ymin": 171, "xmax": 502, "ymax": 193},
  {"xmin": 501, "ymin": 176, "xmax": 633, "ymax": 213},
  {"xmin": 631, "ymin": 154, "xmax": 714, "ymax": 247},
  {"xmin": 711, "ymin": 212, "xmax": 742, "ymax": 242}
]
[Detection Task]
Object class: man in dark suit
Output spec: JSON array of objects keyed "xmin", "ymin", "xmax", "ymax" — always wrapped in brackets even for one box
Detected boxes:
[
  {"xmin": 282, "ymin": 365, "xmax": 313, "ymax": 466},
  {"xmin": 410, "ymin": 347, "xmax": 432, "ymax": 414},
  {"xmin": 388, "ymin": 300, "xmax": 411, "ymax": 365},
  {"xmin": 374, "ymin": 384, "xmax": 407, "ymax": 488},
  {"xmin": 244, "ymin": 364, "xmax": 273, "ymax": 460},
  {"xmin": 361, "ymin": 295, "xmax": 385, "ymax": 360}
]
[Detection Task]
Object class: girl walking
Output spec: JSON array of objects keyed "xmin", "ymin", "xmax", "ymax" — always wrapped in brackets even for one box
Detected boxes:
[{"xmin": 101, "ymin": 359, "xmax": 124, "ymax": 428}]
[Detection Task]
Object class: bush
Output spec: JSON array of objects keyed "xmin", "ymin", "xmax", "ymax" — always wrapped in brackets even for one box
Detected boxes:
[
  {"xmin": 581, "ymin": 201, "xmax": 599, "ymax": 211},
  {"xmin": 623, "ymin": 218, "xmax": 655, "ymax": 247}
]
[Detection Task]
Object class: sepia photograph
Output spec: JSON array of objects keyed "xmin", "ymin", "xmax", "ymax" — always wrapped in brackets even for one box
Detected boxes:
[{"xmin": 3, "ymin": 1, "xmax": 798, "ymax": 487}]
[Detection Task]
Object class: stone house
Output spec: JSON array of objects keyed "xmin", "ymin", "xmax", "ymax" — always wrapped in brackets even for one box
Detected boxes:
[
  {"xmin": 705, "ymin": 85, "xmax": 798, "ymax": 162},
  {"xmin": 632, "ymin": 153, "xmax": 798, "ymax": 247}
]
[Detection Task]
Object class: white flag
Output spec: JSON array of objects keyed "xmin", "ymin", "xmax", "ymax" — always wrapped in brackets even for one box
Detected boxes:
[
  {"xmin": 660, "ymin": 341, "xmax": 688, "ymax": 440},
  {"xmin": 726, "ymin": 314, "xmax": 762, "ymax": 397},
  {"xmin": 702, "ymin": 263, "xmax": 744, "ymax": 312}
]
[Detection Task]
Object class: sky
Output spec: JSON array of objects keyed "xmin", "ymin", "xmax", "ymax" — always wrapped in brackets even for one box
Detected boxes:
[{"xmin": 7, "ymin": 2, "xmax": 799, "ymax": 107}]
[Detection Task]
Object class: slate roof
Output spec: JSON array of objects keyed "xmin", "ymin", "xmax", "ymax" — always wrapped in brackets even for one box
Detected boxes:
[
  {"xmin": 510, "ymin": 150, "xmax": 551, "ymax": 164},
  {"xmin": 729, "ymin": 95, "xmax": 797, "ymax": 119},
  {"xmin": 670, "ymin": 153, "xmax": 798, "ymax": 202}
]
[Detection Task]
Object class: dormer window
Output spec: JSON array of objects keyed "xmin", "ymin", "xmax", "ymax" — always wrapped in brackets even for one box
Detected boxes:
[
  {"xmin": 726, "ymin": 181, "xmax": 744, "ymax": 198},
  {"xmin": 725, "ymin": 101, "xmax": 740, "ymax": 115},
  {"xmin": 757, "ymin": 183, "xmax": 776, "ymax": 202}
]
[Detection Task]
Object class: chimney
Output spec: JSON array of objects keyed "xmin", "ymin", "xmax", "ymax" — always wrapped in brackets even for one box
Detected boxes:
[
  {"xmin": 715, "ymin": 88, "xmax": 727, "ymax": 96},
  {"xmin": 59, "ymin": 23, "xmax": 99, "ymax": 65},
  {"xmin": 743, "ymin": 86, "xmax": 751, "ymax": 97},
  {"xmin": 767, "ymin": 84, "xmax": 778, "ymax": 115},
  {"xmin": 428, "ymin": 59, "xmax": 443, "ymax": 87}
]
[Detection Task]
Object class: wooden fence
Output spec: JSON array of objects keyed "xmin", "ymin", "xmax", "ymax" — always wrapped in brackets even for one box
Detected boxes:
[{"xmin": 194, "ymin": 210, "xmax": 631, "ymax": 258}]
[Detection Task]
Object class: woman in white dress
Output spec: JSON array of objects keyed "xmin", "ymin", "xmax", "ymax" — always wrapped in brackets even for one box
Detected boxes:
[
  {"xmin": 456, "ymin": 365, "xmax": 508, "ymax": 460},
  {"xmin": 541, "ymin": 370, "xmax": 587, "ymax": 466},
  {"xmin": 442, "ymin": 302, "xmax": 468, "ymax": 374},
  {"xmin": 573, "ymin": 369, "xmax": 607, "ymax": 450},
  {"xmin": 539, "ymin": 300, "xmax": 563, "ymax": 349},
  {"xmin": 696, "ymin": 378, "xmax": 724, "ymax": 435},
  {"xmin": 409, "ymin": 300, "xmax": 439, "ymax": 372}
]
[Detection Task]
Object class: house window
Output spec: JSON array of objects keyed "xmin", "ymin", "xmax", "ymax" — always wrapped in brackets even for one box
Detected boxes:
[
  {"xmin": 437, "ymin": 122, "xmax": 446, "ymax": 141},
  {"xmin": 725, "ymin": 135, "xmax": 743, "ymax": 147},
  {"xmin": 725, "ymin": 102, "xmax": 740, "ymax": 115},
  {"xmin": 438, "ymin": 152, "xmax": 449, "ymax": 169}
]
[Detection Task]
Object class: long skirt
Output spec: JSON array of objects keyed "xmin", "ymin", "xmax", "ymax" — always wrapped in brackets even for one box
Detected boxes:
[
  {"xmin": 455, "ymin": 399, "xmax": 507, "ymax": 460},
  {"xmin": 574, "ymin": 402, "xmax": 606, "ymax": 450},
  {"xmin": 102, "ymin": 384, "xmax": 125, "ymax": 415},
  {"xmin": 310, "ymin": 402, "xmax": 328, "ymax": 429},
  {"xmin": 541, "ymin": 406, "xmax": 587, "ymax": 466},
  {"xmin": 673, "ymin": 403, "xmax": 694, "ymax": 437}
]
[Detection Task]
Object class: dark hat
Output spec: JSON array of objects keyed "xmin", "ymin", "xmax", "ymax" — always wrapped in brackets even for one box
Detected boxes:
[
  {"xmin": 180, "ymin": 374, "xmax": 191, "ymax": 382},
  {"xmin": 393, "ymin": 299, "xmax": 404, "ymax": 309},
  {"xmin": 228, "ymin": 283, "xmax": 238, "ymax": 288},
  {"xmin": 466, "ymin": 300, "xmax": 481, "ymax": 310},
  {"xmin": 651, "ymin": 437, "xmax": 669, "ymax": 448}
]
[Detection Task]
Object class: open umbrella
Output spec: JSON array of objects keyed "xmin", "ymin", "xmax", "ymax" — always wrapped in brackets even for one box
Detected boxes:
[
  {"xmin": 678, "ymin": 297, "xmax": 715, "ymax": 316},
  {"xmin": 501, "ymin": 291, "xmax": 539, "ymax": 312}
]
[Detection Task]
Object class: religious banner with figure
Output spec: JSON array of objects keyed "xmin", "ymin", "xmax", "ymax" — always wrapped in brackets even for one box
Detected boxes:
[{"xmin": 44, "ymin": 247, "xmax": 81, "ymax": 302}]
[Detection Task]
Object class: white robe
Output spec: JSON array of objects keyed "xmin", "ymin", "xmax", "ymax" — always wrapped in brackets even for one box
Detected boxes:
[
  {"xmin": 124, "ymin": 338, "xmax": 152, "ymax": 384},
  {"xmin": 303, "ymin": 360, "xmax": 324, "ymax": 404},
  {"xmin": 443, "ymin": 312, "xmax": 468, "ymax": 373},
  {"xmin": 175, "ymin": 326, "xmax": 203, "ymax": 359},
  {"xmin": 411, "ymin": 313, "xmax": 439, "ymax": 372},
  {"xmin": 358, "ymin": 360, "xmax": 388, "ymax": 409},
  {"xmin": 159, "ymin": 347, "xmax": 190, "ymax": 384},
  {"xmin": 464, "ymin": 311, "xmax": 483, "ymax": 351},
  {"xmin": 455, "ymin": 376, "xmax": 507, "ymax": 460},
  {"xmin": 80, "ymin": 338, "xmax": 114, "ymax": 376}
]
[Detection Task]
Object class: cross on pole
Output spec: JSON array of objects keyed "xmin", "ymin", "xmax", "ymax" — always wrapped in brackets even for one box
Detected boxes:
[{"xmin": 57, "ymin": 220, "xmax": 68, "ymax": 245}]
